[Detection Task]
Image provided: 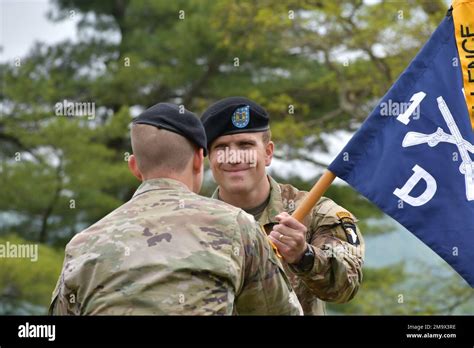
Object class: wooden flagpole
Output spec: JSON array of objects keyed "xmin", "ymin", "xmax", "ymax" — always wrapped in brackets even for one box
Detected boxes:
[{"xmin": 291, "ymin": 170, "xmax": 336, "ymax": 222}]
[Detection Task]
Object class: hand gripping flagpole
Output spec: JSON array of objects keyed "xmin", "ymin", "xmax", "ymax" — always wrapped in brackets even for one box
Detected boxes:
[
  {"xmin": 267, "ymin": 170, "xmax": 335, "ymax": 258},
  {"xmin": 291, "ymin": 170, "xmax": 336, "ymax": 222}
]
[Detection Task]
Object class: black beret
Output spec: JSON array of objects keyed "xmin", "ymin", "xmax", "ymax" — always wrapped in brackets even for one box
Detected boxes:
[
  {"xmin": 133, "ymin": 102, "xmax": 207, "ymax": 156},
  {"xmin": 201, "ymin": 97, "xmax": 269, "ymax": 148}
]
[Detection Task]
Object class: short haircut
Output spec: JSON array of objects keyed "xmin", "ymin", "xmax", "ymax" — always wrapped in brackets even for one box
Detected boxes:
[
  {"xmin": 131, "ymin": 124, "xmax": 195, "ymax": 174},
  {"xmin": 262, "ymin": 129, "xmax": 272, "ymax": 144}
]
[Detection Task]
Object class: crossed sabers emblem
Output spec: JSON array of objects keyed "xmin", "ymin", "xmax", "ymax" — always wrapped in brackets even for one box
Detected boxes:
[{"xmin": 402, "ymin": 96, "xmax": 474, "ymax": 201}]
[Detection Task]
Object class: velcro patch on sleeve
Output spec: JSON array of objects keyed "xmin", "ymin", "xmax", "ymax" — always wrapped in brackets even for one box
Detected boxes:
[
  {"xmin": 336, "ymin": 211, "xmax": 353, "ymax": 220},
  {"xmin": 340, "ymin": 217, "xmax": 359, "ymax": 246}
]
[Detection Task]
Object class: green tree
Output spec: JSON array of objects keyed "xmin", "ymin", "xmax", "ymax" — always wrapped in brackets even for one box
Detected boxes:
[{"xmin": 0, "ymin": 234, "xmax": 64, "ymax": 314}]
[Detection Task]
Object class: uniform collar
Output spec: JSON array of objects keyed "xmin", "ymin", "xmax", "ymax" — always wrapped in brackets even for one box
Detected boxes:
[
  {"xmin": 258, "ymin": 175, "xmax": 284, "ymax": 225},
  {"xmin": 211, "ymin": 175, "xmax": 284, "ymax": 225},
  {"xmin": 133, "ymin": 178, "xmax": 190, "ymax": 198}
]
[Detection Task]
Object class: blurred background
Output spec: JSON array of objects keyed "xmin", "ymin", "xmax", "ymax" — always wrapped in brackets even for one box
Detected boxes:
[{"xmin": 0, "ymin": 0, "xmax": 472, "ymax": 315}]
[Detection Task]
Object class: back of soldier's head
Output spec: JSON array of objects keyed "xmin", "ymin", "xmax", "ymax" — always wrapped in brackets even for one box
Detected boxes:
[
  {"xmin": 130, "ymin": 102, "xmax": 208, "ymax": 177},
  {"xmin": 131, "ymin": 124, "xmax": 194, "ymax": 174}
]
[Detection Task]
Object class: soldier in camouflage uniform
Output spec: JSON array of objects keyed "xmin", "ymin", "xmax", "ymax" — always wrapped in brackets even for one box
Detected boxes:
[
  {"xmin": 201, "ymin": 97, "xmax": 365, "ymax": 315},
  {"xmin": 49, "ymin": 102, "xmax": 302, "ymax": 316}
]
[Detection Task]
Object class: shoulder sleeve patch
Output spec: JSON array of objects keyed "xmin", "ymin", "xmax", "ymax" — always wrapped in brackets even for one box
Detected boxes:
[
  {"xmin": 336, "ymin": 211, "xmax": 353, "ymax": 220},
  {"xmin": 340, "ymin": 217, "xmax": 359, "ymax": 246}
]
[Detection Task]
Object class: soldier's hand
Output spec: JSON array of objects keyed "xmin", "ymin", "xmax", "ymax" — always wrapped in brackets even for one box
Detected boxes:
[{"xmin": 268, "ymin": 212, "xmax": 307, "ymax": 264}]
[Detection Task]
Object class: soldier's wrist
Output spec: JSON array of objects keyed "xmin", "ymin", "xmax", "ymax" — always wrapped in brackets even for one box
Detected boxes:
[{"xmin": 289, "ymin": 244, "xmax": 314, "ymax": 274}]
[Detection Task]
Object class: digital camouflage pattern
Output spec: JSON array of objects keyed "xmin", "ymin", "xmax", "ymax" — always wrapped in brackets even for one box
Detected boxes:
[
  {"xmin": 49, "ymin": 178, "xmax": 302, "ymax": 315},
  {"xmin": 213, "ymin": 176, "xmax": 365, "ymax": 315}
]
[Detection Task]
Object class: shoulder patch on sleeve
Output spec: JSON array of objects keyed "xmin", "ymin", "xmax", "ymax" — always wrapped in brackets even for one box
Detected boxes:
[
  {"xmin": 340, "ymin": 217, "xmax": 359, "ymax": 246},
  {"xmin": 336, "ymin": 211, "xmax": 353, "ymax": 220}
]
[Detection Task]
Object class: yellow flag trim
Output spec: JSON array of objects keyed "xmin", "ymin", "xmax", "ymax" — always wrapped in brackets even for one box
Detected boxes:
[{"xmin": 453, "ymin": 0, "xmax": 474, "ymax": 130}]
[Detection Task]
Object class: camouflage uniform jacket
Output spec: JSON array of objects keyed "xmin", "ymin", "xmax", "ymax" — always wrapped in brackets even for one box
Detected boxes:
[
  {"xmin": 49, "ymin": 178, "xmax": 302, "ymax": 315},
  {"xmin": 213, "ymin": 176, "xmax": 364, "ymax": 315}
]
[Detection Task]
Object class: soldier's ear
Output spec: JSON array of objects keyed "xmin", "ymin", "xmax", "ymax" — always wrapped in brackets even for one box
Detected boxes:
[
  {"xmin": 265, "ymin": 141, "xmax": 274, "ymax": 166},
  {"xmin": 192, "ymin": 148, "xmax": 204, "ymax": 174},
  {"xmin": 128, "ymin": 154, "xmax": 143, "ymax": 181}
]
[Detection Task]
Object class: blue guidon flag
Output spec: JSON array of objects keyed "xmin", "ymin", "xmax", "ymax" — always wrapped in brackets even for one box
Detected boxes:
[{"xmin": 328, "ymin": 0, "xmax": 474, "ymax": 286}]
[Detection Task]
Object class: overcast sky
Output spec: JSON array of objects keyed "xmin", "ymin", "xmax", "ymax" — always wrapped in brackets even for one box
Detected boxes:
[{"xmin": 0, "ymin": 0, "xmax": 78, "ymax": 63}]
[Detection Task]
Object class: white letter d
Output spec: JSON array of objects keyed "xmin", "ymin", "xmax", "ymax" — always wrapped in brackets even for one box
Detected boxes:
[{"xmin": 393, "ymin": 165, "xmax": 437, "ymax": 206}]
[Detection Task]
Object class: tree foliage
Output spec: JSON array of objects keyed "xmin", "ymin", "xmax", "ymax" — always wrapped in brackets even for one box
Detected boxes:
[{"xmin": 0, "ymin": 234, "xmax": 64, "ymax": 314}]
